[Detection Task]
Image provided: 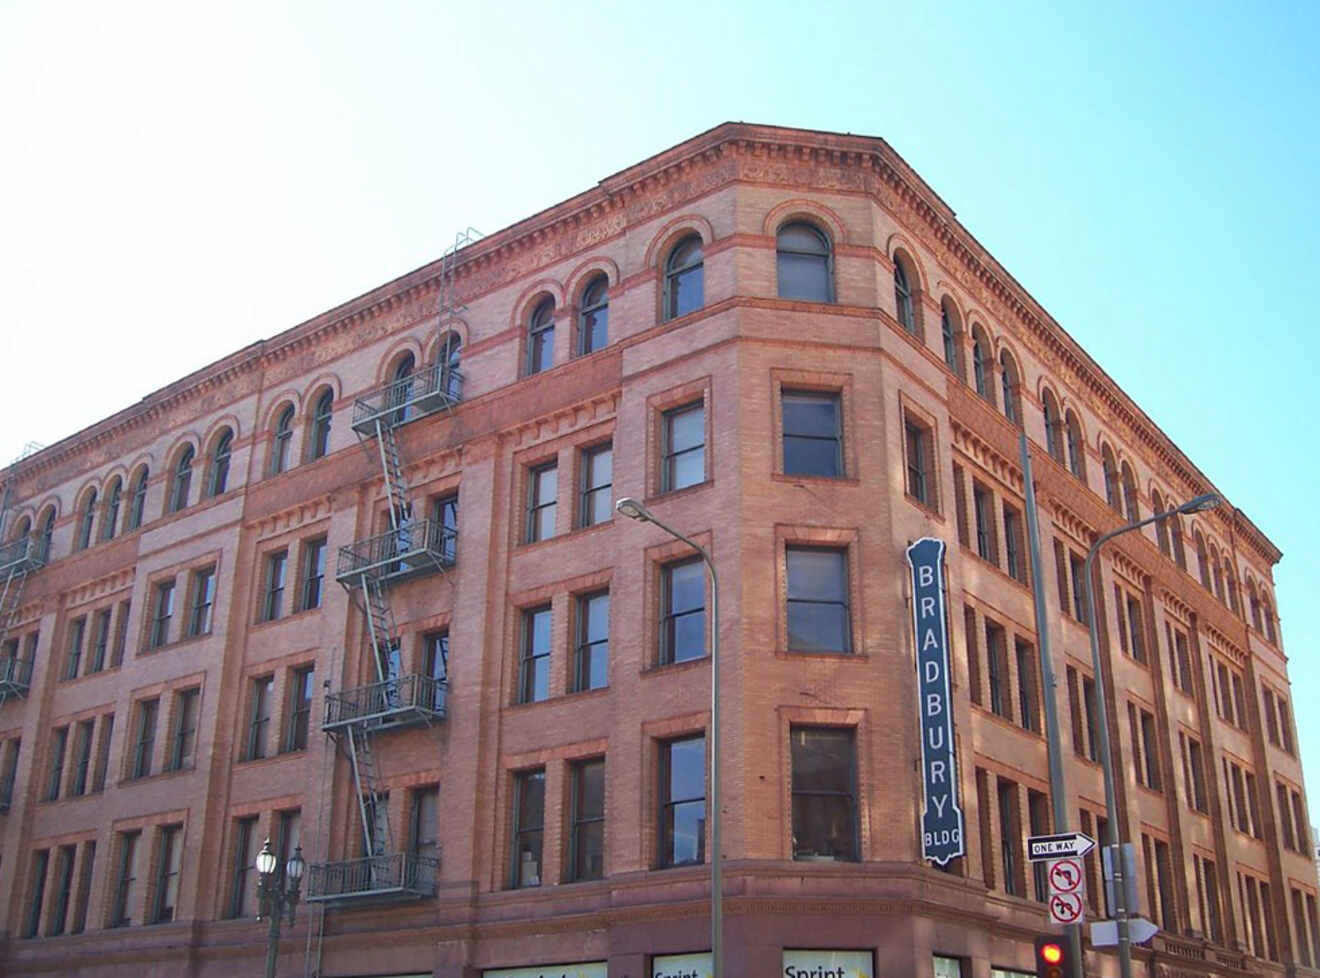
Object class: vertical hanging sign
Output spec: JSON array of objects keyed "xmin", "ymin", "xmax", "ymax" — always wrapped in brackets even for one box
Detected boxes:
[{"xmin": 907, "ymin": 537, "xmax": 964, "ymax": 866}]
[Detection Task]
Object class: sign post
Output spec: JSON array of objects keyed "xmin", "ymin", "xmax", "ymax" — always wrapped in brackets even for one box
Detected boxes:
[{"xmin": 906, "ymin": 538, "xmax": 963, "ymax": 867}]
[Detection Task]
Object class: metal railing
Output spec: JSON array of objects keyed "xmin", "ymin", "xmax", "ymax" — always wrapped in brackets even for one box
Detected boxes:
[
  {"xmin": 305, "ymin": 851, "xmax": 439, "ymax": 903},
  {"xmin": 335, "ymin": 519, "xmax": 456, "ymax": 583},
  {"xmin": 351, "ymin": 364, "xmax": 463, "ymax": 432},
  {"xmin": 0, "ymin": 656, "xmax": 34, "ymax": 695},
  {"xmin": 323, "ymin": 673, "xmax": 446, "ymax": 730},
  {"xmin": 0, "ymin": 536, "xmax": 44, "ymax": 576}
]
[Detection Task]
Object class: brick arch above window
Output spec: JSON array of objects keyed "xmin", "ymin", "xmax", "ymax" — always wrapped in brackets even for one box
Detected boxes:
[
  {"xmin": 509, "ymin": 281, "xmax": 565, "ymax": 335},
  {"xmin": 564, "ymin": 257, "xmax": 621, "ymax": 303},
  {"xmin": 374, "ymin": 337, "xmax": 426, "ymax": 386},
  {"xmin": 424, "ymin": 319, "xmax": 471, "ymax": 362},
  {"xmin": 643, "ymin": 214, "xmax": 715, "ymax": 270},
  {"xmin": 883, "ymin": 232, "xmax": 930, "ymax": 294},
  {"xmin": 762, "ymin": 198, "xmax": 847, "ymax": 246},
  {"xmin": 261, "ymin": 393, "xmax": 303, "ymax": 432},
  {"xmin": 200, "ymin": 415, "xmax": 242, "ymax": 454}
]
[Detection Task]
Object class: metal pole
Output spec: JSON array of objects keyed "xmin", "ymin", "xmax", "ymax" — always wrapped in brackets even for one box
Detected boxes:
[
  {"xmin": 1019, "ymin": 434, "xmax": 1083, "ymax": 978},
  {"xmin": 616, "ymin": 502, "xmax": 721, "ymax": 976},
  {"xmin": 264, "ymin": 891, "xmax": 281, "ymax": 978}
]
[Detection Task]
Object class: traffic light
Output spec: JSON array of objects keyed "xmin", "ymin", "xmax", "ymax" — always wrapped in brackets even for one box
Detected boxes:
[{"xmin": 1033, "ymin": 935, "xmax": 1069, "ymax": 978}]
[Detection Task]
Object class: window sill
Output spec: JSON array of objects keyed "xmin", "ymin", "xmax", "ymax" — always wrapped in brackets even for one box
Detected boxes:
[
  {"xmin": 565, "ymin": 685, "xmax": 610, "ymax": 700},
  {"xmin": 640, "ymin": 654, "xmax": 710, "ymax": 677},
  {"xmin": 773, "ymin": 472, "xmax": 860, "ymax": 488},
  {"xmin": 250, "ymin": 607, "xmax": 319, "ymax": 631},
  {"xmin": 643, "ymin": 479, "xmax": 713, "ymax": 507},
  {"xmin": 773, "ymin": 648, "xmax": 866, "ymax": 662},
  {"xmin": 139, "ymin": 630, "xmax": 211, "ymax": 659},
  {"xmin": 571, "ymin": 517, "xmax": 614, "ymax": 536},
  {"xmin": 956, "ymin": 543, "xmax": 1031, "ymax": 594},
  {"xmin": 234, "ymin": 751, "xmax": 303, "ymax": 769},
  {"xmin": 903, "ymin": 493, "xmax": 943, "ymax": 520}
]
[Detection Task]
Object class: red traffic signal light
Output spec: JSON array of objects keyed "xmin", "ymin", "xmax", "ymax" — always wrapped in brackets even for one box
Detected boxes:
[{"xmin": 1034, "ymin": 935, "xmax": 1069, "ymax": 978}]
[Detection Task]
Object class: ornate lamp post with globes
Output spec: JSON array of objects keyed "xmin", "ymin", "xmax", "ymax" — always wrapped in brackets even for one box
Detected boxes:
[{"xmin": 255, "ymin": 837, "xmax": 305, "ymax": 978}]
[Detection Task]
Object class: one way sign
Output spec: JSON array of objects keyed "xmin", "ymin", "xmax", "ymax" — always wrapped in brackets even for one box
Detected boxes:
[{"xmin": 1028, "ymin": 832, "xmax": 1096, "ymax": 861}]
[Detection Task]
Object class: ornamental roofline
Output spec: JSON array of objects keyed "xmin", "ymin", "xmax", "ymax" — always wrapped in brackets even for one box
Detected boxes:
[{"xmin": 4, "ymin": 122, "xmax": 1281, "ymax": 564}]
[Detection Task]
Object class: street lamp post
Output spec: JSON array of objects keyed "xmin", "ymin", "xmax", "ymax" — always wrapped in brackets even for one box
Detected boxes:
[
  {"xmin": 616, "ymin": 497, "xmax": 722, "ymax": 978},
  {"xmin": 255, "ymin": 837, "xmax": 306, "ymax": 978},
  {"xmin": 1082, "ymin": 492, "xmax": 1219, "ymax": 978}
]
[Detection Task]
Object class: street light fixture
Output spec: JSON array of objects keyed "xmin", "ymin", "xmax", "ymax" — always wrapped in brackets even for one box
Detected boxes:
[
  {"xmin": 1083, "ymin": 493, "xmax": 1219, "ymax": 978},
  {"xmin": 255, "ymin": 837, "xmax": 305, "ymax": 978},
  {"xmin": 615, "ymin": 497, "xmax": 723, "ymax": 978}
]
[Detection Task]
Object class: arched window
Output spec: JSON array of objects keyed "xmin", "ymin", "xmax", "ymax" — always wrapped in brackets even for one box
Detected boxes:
[
  {"xmin": 527, "ymin": 298, "xmax": 555, "ymax": 375},
  {"xmin": 1210, "ymin": 545, "xmax": 1224, "ymax": 602},
  {"xmin": 893, "ymin": 258, "xmax": 917, "ymax": 334},
  {"xmin": 1248, "ymin": 581, "xmax": 1262, "ymax": 631},
  {"xmin": 1043, "ymin": 390, "xmax": 1064, "ymax": 461},
  {"xmin": 207, "ymin": 428, "xmax": 233, "ymax": 498},
  {"xmin": 1065, "ymin": 411, "xmax": 1086, "ymax": 481},
  {"xmin": 440, "ymin": 332, "xmax": 463, "ymax": 400},
  {"xmin": 1195, "ymin": 531, "xmax": 1210, "ymax": 590},
  {"xmin": 1101, "ymin": 446, "xmax": 1120, "ymax": 511},
  {"xmin": 390, "ymin": 354, "xmax": 416, "ymax": 424},
  {"xmin": 1120, "ymin": 463, "xmax": 1139, "ymax": 523},
  {"xmin": 1151, "ymin": 490, "xmax": 1170, "ymax": 557},
  {"xmin": 999, "ymin": 351, "xmax": 1022, "ymax": 425},
  {"xmin": 1170, "ymin": 513, "xmax": 1187, "ymax": 570},
  {"xmin": 1262, "ymin": 598, "xmax": 1277, "ymax": 644},
  {"xmin": 940, "ymin": 300, "xmax": 963, "ymax": 377},
  {"xmin": 308, "ymin": 390, "xmax": 334, "ymax": 461},
  {"xmin": 1225, "ymin": 564, "xmax": 1240, "ymax": 615},
  {"xmin": 971, "ymin": 327, "xmax": 994, "ymax": 404},
  {"xmin": 579, "ymin": 276, "xmax": 610, "ymax": 354},
  {"xmin": 11, "ymin": 516, "xmax": 30, "ymax": 544},
  {"xmin": 37, "ymin": 507, "xmax": 55, "ymax": 562},
  {"xmin": 663, "ymin": 235, "xmax": 703, "ymax": 321},
  {"xmin": 169, "ymin": 446, "xmax": 194, "ymax": 513},
  {"xmin": 100, "ymin": 477, "xmax": 122, "ymax": 541},
  {"xmin": 778, "ymin": 222, "xmax": 832, "ymax": 302},
  {"xmin": 126, "ymin": 466, "xmax": 149, "ymax": 531},
  {"xmin": 270, "ymin": 406, "xmax": 294, "ymax": 475},
  {"xmin": 76, "ymin": 489, "xmax": 97, "ymax": 551}
]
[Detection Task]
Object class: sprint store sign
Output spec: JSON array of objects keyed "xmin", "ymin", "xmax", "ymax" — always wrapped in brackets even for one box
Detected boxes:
[
  {"xmin": 653, "ymin": 953, "xmax": 713, "ymax": 978},
  {"xmin": 783, "ymin": 950, "xmax": 874, "ymax": 978},
  {"xmin": 484, "ymin": 964, "xmax": 607, "ymax": 978}
]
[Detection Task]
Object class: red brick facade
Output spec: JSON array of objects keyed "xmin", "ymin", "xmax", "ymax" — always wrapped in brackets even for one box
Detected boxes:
[{"xmin": 0, "ymin": 123, "xmax": 1311, "ymax": 978}]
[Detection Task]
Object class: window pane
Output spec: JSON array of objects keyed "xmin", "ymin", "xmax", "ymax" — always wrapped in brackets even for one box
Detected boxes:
[
  {"xmin": 791, "ymin": 728, "xmax": 853, "ymax": 793},
  {"xmin": 668, "ymin": 736, "xmax": 705, "ymax": 801},
  {"xmin": 666, "ymin": 799, "xmax": 706, "ymax": 865},
  {"xmin": 778, "ymin": 253, "xmax": 830, "ymax": 302},
  {"xmin": 792, "ymin": 794, "xmax": 855, "ymax": 858},
  {"xmin": 787, "ymin": 548, "xmax": 845, "ymax": 601}
]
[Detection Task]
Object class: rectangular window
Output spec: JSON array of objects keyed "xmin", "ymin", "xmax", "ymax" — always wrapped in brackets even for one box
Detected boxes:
[
  {"xmin": 965, "ymin": 607, "xmax": 982, "ymax": 707},
  {"xmin": 151, "ymin": 825, "xmax": 182, "ymax": 923},
  {"xmin": 1293, "ymin": 889, "xmax": 1313, "ymax": 968},
  {"xmin": 1198, "ymin": 854, "xmax": 1222, "ymax": 943},
  {"xmin": 518, "ymin": 606, "xmax": 551, "ymax": 704},
  {"xmin": 284, "ymin": 666, "xmax": 314, "ymax": 752},
  {"xmin": 1069, "ymin": 552, "xmax": 1088, "ymax": 623},
  {"xmin": 422, "ymin": 630, "xmax": 448, "ymax": 712},
  {"xmin": 578, "ymin": 443, "xmax": 613, "ymax": 527},
  {"xmin": 88, "ymin": 608, "xmax": 111, "ymax": 674},
  {"xmin": 262, "ymin": 550, "xmax": 287, "ymax": 621},
  {"xmin": 45, "ymin": 726, "xmax": 67, "ymax": 801},
  {"xmin": 110, "ymin": 830, "xmax": 140, "ymax": 927},
  {"xmin": 1053, "ymin": 539, "xmax": 1069, "ymax": 616},
  {"xmin": 662, "ymin": 402, "xmax": 705, "ymax": 492},
  {"xmin": 1293, "ymin": 790, "xmax": 1309, "ymax": 854},
  {"xmin": 1082, "ymin": 676, "xmax": 1099, "ymax": 761},
  {"xmin": 228, "ymin": 816, "xmax": 258, "ymax": 918},
  {"xmin": 1307, "ymin": 894, "xmax": 1320, "ymax": 968},
  {"xmin": 70, "ymin": 719, "xmax": 94, "ymax": 796},
  {"xmin": 661, "ymin": 558, "xmax": 705, "ymax": 664},
  {"xmin": 1067, "ymin": 667, "xmax": 1084, "ymax": 755},
  {"xmin": 168, "ymin": 688, "xmax": 199, "ymax": 771},
  {"xmin": 568, "ymin": 758, "xmax": 605, "ymax": 882},
  {"xmin": 92, "ymin": 713, "xmax": 114, "ymax": 792},
  {"xmin": 111, "ymin": 600, "xmax": 130, "ymax": 668},
  {"xmin": 1263, "ymin": 687, "xmax": 1279, "ymax": 745},
  {"xmin": 785, "ymin": 390, "xmax": 843, "ymax": 478},
  {"xmin": 659, "ymin": 734, "xmax": 706, "ymax": 868},
  {"xmin": 786, "ymin": 546, "xmax": 851, "ymax": 653},
  {"xmin": 511, "ymin": 769, "xmax": 546, "ymax": 888},
  {"xmin": 1015, "ymin": 639, "xmax": 1038, "ymax": 733},
  {"xmin": 1186, "ymin": 736, "xmax": 1207, "ymax": 812},
  {"xmin": 574, "ymin": 591, "xmax": 609, "ymax": 692},
  {"xmin": 997, "ymin": 778, "xmax": 1020, "ymax": 896},
  {"xmin": 1153, "ymin": 837, "xmax": 1174, "ymax": 930},
  {"xmin": 903, "ymin": 413, "xmax": 934, "ymax": 503},
  {"xmin": 150, "ymin": 580, "xmax": 175, "ymax": 648},
  {"xmin": 432, "ymin": 493, "xmax": 459, "ymax": 563},
  {"xmin": 1126, "ymin": 594, "xmax": 1146, "ymax": 664},
  {"xmin": 1140, "ymin": 709, "xmax": 1161, "ymax": 791},
  {"xmin": 299, "ymin": 537, "xmax": 326, "ymax": 611},
  {"xmin": 48, "ymin": 844, "xmax": 75, "ymax": 936},
  {"xmin": 275, "ymin": 808, "xmax": 303, "ymax": 887},
  {"xmin": 1167, "ymin": 624, "xmax": 1192, "ymax": 693},
  {"xmin": 1028, "ymin": 790, "xmax": 1050, "ymax": 902},
  {"xmin": 985, "ymin": 621, "xmax": 1009, "ymax": 720},
  {"xmin": 1279, "ymin": 698, "xmax": 1294, "ymax": 754},
  {"xmin": 1245, "ymin": 772, "xmax": 1262, "ymax": 838},
  {"xmin": 24, "ymin": 849, "xmax": 49, "ymax": 938},
  {"xmin": 186, "ymin": 565, "xmax": 216, "ymax": 637},
  {"xmin": 70, "ymin": 841, "xmax": 95, "ymax": 935},
  {"xmin": 131, "ymin": 698, "xmax": 158, "ymax": 779},
  {"xmin": 1279, "ymin": 783, "xmax": 1297, "ymax": 850},
  {"xmin": 244, "ymin": 676, "xmax": 273, "ymax": 760},
  {"xmin": 64, "ymin": 616, "xmax": 86, "ymax": 680},
  {"xmin": 790, "ymin": 727, "xmax": 858, "ymax": 861},
  {"xmin": 972, "ymin": 482, "xmax": 997, "ymax": 563},
  {"xmin": 1231, "ymin": 673, "xmax": 1247, "ymax": 731},
  {"xmin": 407, "ymin": 789, "xmax": 437, "ymax": 889},
  {"xmin": 1002, "ymin": 502, "xmax": 1025, "ymax": 583},
  {"xmin": 525, "ymin": 462, "xmax": 558, "ymax": 542}
]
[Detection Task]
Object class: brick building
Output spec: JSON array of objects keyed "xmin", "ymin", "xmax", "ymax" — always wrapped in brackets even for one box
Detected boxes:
[{"xmin": 0, "ymin": 122, "xmax": 1312, "ymax": 978}]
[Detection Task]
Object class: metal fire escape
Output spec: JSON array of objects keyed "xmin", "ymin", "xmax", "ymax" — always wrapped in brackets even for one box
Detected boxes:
[
  {"xmin": 305, "ymin": 230, "xmax": 479, "ymax": 917},
  {"xmin": 0, "ymin": 461, "xmax": 45, "ymax": 711}
]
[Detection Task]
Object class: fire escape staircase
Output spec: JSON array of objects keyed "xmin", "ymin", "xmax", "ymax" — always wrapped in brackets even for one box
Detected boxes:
[
  {"xmin": 0, "ymin": 480, "xmax": 43, "ymax": 708},
  {"xmin": 306, "ymin": 359, "xmax": 461, "ymax": 907}
]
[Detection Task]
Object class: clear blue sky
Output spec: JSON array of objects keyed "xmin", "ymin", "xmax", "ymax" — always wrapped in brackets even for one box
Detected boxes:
[{"xmin": 2, "ymin": 1, "xmax": 1317, "ymax": 813}]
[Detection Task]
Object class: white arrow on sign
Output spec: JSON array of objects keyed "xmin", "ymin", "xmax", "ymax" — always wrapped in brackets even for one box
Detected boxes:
[
  {"xmin": 1090, "ymin": 917, "xmax": 1159, "ymax": 946},
  {"xmin": 1028, "ymin": 831, "xmax": 1097, "ymax": 861}
]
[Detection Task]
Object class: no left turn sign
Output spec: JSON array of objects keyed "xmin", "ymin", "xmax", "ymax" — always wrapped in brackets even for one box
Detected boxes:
[
  {"xmin": 1049, "ymin": 891, "xmax": 1084, "ymax": 926},
  {"xmin": 1048, "ymin": 857, "xmax": 1083, "ymax": 894}
]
